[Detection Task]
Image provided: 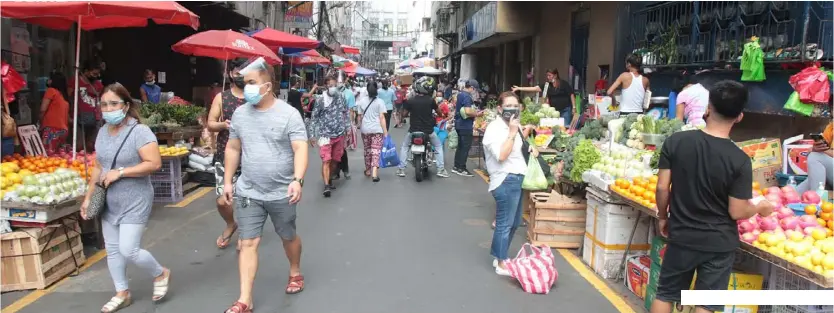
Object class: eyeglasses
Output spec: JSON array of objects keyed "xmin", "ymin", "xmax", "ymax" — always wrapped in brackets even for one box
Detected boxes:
[{"xmin": 101, "ymin": 100, "xmax": 125, "ymax": 108}]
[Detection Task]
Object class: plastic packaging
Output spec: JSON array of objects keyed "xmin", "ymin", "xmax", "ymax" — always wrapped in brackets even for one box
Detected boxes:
[{"xmin": 816, "ymin": 182, "xmax": 829, "ymax": 204}]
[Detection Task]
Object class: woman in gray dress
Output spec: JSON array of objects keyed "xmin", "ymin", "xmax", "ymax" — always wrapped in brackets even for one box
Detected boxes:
[{"xmin": 80, "ymin": 83, "xmax": 171, "ymax": 313}]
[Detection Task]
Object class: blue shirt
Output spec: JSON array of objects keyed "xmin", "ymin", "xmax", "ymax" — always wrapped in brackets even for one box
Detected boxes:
[
  {"xmin": 140, "ymin": 83, "xmax": 161, "ymax": 103},
  {"xmin": 378, "ymin": 88, "xmax": 395, "ymax": 110},
  {"xmin": 343, "ymin": 88, "xmax": 356, "ymax": 109},
  {"xmin": 455, "ymin": 91, "xmax": 474, "ymax": 130}
]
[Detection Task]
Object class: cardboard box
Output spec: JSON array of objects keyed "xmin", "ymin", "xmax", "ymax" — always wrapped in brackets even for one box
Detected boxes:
[
  {"xmin": 782, "ymin": 135, "xmax": 814, "ymax": 176},
  {"xmin": 736, "ymin": 138, "xmax": 782, "ymax": 170},
  {"xmin": 753, "ymin": 165, "xmax": 780, "ymax": 188},
  {"xmin": 625, "ymin": 255, "xmax": 651, "ymax": 299},
  {"xmin": 650, "ymin": 236, "xmax": 668, "ymax": 265}
]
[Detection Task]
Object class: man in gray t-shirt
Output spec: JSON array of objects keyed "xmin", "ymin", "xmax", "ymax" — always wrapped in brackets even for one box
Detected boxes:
[{"xmin": 222, "ymin": 60, "xmax": 309, "ymax": 313}]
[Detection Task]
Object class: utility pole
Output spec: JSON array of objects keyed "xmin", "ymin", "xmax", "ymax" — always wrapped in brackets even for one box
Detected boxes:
[{"xmin": 316, "ymin": 1, "xmax": 326, "ymax": 41}]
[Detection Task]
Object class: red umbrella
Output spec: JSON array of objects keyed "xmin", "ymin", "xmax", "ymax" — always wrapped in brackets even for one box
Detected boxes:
[
  {"xmin": 172, "ymin": 30, "xmax": 282, "ymax": 65},
  {"xmin": 289, "ymin": 55, "xmax": 331, "ymax": 66},
  {"xmin": 341, "ymin": 45, "xmax": 361, "ymax": 55},
  {"xmin": 0, "ymin": 1, "xmax": 200, "ymax": 158},
  {"xmin": 0, "ymin": 1, "xmax": 199, "ymax": 30},
  {"xmin": 248, "ymin": 27, "xmax": 321, "ymax": 51}
]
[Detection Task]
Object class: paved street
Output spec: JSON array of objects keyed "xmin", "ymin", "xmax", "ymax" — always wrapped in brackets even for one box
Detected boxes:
[{"xmin": 2, "ymin": 126, "xmax": 629, "ymax": 313}]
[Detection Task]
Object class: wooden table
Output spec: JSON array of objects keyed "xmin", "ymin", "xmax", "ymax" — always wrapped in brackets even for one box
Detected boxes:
[
  {"xmin": 608, "ymin": 186, "xmax": 834, "ymax": 288},
  {"xmin": 153, "ymin": 127, "xmax": 201, "ymax": 146}
]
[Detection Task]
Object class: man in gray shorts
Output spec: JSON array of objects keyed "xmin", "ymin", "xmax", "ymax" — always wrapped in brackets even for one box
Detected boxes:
[{"xmin": 222, "ymin": 57, "xmax": 309, "ymax": 313}]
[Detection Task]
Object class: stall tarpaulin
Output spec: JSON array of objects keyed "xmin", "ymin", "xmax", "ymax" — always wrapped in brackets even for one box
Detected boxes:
[
  {"xmin": 340, "ymin": 45, "xmax": 360, "ymax": 55},
  {"xmin": 0, "ymin": 1, "xmax": 200, "ymax": 158},
  {"xmin": 247, "ymin": 27, "xmax": 321, "ymax": 55},
  {"xmin": 288, "ymin": 50, "xmax": 330, "ymax": 66}
]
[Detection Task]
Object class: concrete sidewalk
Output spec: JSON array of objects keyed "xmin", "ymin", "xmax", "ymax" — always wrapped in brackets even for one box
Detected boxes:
[{"xmin": 2, "ymin": 126, "xmax": 636, "ymax": 313}]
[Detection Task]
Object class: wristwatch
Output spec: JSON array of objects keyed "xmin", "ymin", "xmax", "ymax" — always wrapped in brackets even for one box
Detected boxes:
[
  {"xmin": 292, "ymin": 177, "xmax": 304, "ymax": 187},
  {"xmin": 117, "ymin": 167, "xmax": 125, "ymax": 178}
]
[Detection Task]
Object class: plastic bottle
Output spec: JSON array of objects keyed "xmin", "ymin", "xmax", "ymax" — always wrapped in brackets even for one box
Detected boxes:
[{"xmin": 816, "ymin": 182, "xmax": 828, "ymax": 204}]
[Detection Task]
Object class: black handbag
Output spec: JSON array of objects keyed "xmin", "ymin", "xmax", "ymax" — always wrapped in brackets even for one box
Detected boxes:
[{"xmin": 85, "ymin": 124, "xmax": 138, "ymax": 219}]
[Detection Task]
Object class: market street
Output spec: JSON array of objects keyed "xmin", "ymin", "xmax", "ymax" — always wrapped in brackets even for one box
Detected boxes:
[{"xmin": 1, "ymin": 126, "xmax": 632, "ymax": 313}]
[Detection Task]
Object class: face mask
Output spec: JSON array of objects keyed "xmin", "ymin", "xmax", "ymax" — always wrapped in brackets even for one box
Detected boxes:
[
  {"xmin": 231, "ymin": 76, "xmax": 246, "ymax": 89},
  {"xmin": 501, "ymin": 108, "xmax": 519, "ymax": 121},
  {"xmin": 103, "ymin": 109, "xmax": 127, "ymax": 125},
  {"xmin": 435, "ymin": 97, "xmax": 443, "ymax": 103},
  {"xmin": 327, "ymin": 87, "xmax": 338, "ymax": 96},
  {"xmin": 145, "ymin": 80, "xmax": 155, "ymax": 85},
  {"xmin": 243, "ymin": 83, "xmax": 268, "ymax": 105}
]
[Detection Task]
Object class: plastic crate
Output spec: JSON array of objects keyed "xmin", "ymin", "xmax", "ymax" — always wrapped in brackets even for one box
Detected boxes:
[
  {"xmin": 151, "ymin": 158, "xmax": 184, "ymax": 203},
  {"xmin": 768, "ymin": 266, "xmax": 834, "ymax": 313},
  {"xmin": 152, "ymin": 158, "xmax": 182, "ymax": 183},
  {"xmin": 152, "ymin": 180, "xmax": 183, "ymax": 203}
]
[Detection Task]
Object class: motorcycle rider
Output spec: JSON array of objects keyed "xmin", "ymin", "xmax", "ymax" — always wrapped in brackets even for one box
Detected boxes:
[{"xmin": 396, "ymin": 76, "xmax": 450, "ymax": 178}]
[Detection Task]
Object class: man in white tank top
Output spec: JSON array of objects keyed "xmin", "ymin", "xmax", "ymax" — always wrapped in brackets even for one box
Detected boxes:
[{"xmin": 607, "ymin": 54, "xmax": 650, "ymax": 114}]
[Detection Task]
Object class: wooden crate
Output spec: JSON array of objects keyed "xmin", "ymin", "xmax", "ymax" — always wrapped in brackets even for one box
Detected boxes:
[
  {"xmin": 1, "ymin": 218, "xmax": 86, "ymax": 292},
  {"xmin": 527, "ymin": 191, "xmax": 587, "ymax": 249}
]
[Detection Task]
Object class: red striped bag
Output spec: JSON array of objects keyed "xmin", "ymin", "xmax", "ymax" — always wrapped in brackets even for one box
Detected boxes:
[{"xmin": 505, "ymin": 243, "xmax": 558, "ymax": 294}]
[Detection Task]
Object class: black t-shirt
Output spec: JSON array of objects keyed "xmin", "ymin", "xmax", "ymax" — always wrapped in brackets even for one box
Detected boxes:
[
  {"xmin": 659, "ymin": 130, "xmax": 753, "ymax": 252},
  {"xmin": 540, "ymin": 80, "xmax": 574, "ymax": 111},
  {"xmin": 404, "ymin": 95, "xmax": 438, "ymax": 134},
  {"xmin": 287, "ymin": 89, "xmax": 303, "ymax": 116}
]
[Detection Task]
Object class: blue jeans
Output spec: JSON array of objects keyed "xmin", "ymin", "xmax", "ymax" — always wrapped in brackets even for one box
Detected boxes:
[
  {"xmin": 398, "ymin": 132, "xmax": 445, "ymax": 169},
  {"xmin": 560, "ymin": 106, "xmax": 573, "ymax": 127},
  {"xmin": 490, "ymin": 174, "xmax": 525, "ymax": 260}
]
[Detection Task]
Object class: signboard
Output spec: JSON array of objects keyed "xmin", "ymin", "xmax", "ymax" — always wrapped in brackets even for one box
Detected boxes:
[
  {"xmin": 17, "ymin": 125, "xmax": 45, "ymax": 156},
  {"xmin": 285, "ymin": 1, "xmax": 313, "ymax": 36},
  {"xmin": 457, "ymin": 2, "xmax": 497, "ymax": 49},
  {"xmin": 392, "ymin": 41, "xmax": 411, "ymax": 48}
]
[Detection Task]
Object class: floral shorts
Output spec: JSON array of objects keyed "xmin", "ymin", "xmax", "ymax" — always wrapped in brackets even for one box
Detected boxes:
[{"xmin": 41, "ymin": 127, "xmax": 68, "ymax": 151}]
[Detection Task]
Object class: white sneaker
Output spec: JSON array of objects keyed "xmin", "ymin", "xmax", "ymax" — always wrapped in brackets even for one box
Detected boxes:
[{"xmin": 495, "ymin": 265, "xmax": 511, "ymax": 277}]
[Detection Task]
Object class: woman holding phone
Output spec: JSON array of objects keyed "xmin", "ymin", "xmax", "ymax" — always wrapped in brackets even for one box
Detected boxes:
[{"xmin": 797, "ymin": 122, "xmax": 833, "ymax": 194}]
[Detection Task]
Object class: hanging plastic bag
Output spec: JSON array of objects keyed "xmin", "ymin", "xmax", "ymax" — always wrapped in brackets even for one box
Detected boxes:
[
  {"xmin": 448, "ymin": 129, "xmax": 459, "ymax": 150},
  {"xmin": 784, "ymin": 91, "xmax": 815, "ymax": 116},
  {"xmin": 789, "ymin": 66, "xmax": 831, "ymax": 104},
  {"xmin": 434, "ymin": 120, "xmax": 449, "ymax": 146},
  {"xmin": 741, "ymin": 38, "xmax": 766, "ymax": 82},
  {"xmin": 379, "ymin": 135, "xmax": 400, "ymax": 168},
  {"xmin": 522, "ymin": 154, "xmax": 549, "ymax": 190}
]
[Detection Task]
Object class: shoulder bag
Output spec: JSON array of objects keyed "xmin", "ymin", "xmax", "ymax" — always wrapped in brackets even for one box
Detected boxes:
[
  {"xmin": 1, "ymin": 96, "xmax": 16, "ymax": 138},
  {"xmin": 85, "ymin": 123, "xmax": 138, "ymax": 219},
  {"xmin": 360, "ymin": 97, "xmax": 377, "ymax": 122}
]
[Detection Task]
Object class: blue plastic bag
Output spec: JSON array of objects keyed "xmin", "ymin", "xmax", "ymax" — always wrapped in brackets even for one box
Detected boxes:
[
  {"xmin": 379, "ymin": 135, "xmax": 400, "ymax": 168},
  {"xmin": 434, "ymin": 121, "xmax": 449, "ymax": 146}
]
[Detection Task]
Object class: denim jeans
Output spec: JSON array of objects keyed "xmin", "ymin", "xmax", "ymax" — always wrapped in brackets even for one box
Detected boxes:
[
  {"xmin": 560, "ymin": 106, "xmax": 573, "ymax": 127},
  {"xmin": 454, "ymin": 129, "xmax": 473, "ymax": 170},
  {"xmin": 102, "ymin": 220, "xmax": 164, "ymax": 292},
  {"xmin": 490, "ymin": 174, "xmax": 525, "ymax": 260},
  {"xmin": 797, "ymin": 151, "xmax": 833, "ymax": 193},
  {"xmin": 398, "ymin": 132, "xmax": 444, "ymax": 169}
]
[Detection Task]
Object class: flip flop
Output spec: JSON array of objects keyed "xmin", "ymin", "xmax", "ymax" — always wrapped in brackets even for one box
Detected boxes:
[
  {"xmin": 286, "ymin": 275, "xmax": 304, "ymax": 294},
  {"xmin": 217, "ymin": 226, "xmax": 238, "ymax": 249}
]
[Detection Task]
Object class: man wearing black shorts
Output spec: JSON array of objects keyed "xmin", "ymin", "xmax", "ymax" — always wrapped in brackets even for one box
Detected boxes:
[{"xmin": 651, "ymin": 81, "xmax": 774, "ymax": 313}]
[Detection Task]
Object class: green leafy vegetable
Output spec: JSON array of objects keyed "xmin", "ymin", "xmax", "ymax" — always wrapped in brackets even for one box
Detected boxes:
[{"xmin": 570, "ymin": 139, "xmax": 600, "ymax": 183}]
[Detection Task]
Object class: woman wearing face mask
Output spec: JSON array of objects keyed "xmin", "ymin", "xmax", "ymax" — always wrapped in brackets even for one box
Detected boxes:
[
  {"xmin": 40, "ymin": 71, "xmax": 70, "ymax": 152},
  {"xmin": 482, "ymin": 91, "xmax": 537, "ymax": 277},
  {"xmin": 81, "ymin": 83, "xmax": 170, "ymax": 312},
  {"xmin": 139, "ymin": 69, "xmax": 161, "ymax": 103},
  {"xmin": 207, "ymin": 58, "xmax": 248, "ymax": 250},
  {"xmin": 512, "ymin": 69, "xmax": 577, "ymax": 126}
]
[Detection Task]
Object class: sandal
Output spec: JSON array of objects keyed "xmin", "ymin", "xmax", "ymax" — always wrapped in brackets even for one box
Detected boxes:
[
  {"xmin": 152, "ymin": 269, "xmax": 171, "ymax": 302},
  {"xmin": 372, "ymin": 176, "xmax": 380, "ymax": 182},
  {"xmin": 285, "ymin": 275, "xmax": 305, "ymax": 294},
  {"xmin": 101, "ymin": 296, "xmax": 132, "ymax": 313},
  {"xmin": 217, "ymin": 225, "xmax": 238, "ymax": 249},
  {"xmin": 224, "ymin": 301, "xmax": 252, "ymax": 313}
]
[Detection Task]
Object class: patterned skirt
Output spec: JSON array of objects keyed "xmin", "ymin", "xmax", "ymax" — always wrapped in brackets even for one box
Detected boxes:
[{"xmin": 361, "ymin": 133, "xmax": 384, "ymax": 170}]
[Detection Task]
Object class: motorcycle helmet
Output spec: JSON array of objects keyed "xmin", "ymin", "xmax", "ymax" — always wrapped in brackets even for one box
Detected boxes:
[{"xmin": 413, "ymin": 76, "xmax": 436, "ymax": 95}]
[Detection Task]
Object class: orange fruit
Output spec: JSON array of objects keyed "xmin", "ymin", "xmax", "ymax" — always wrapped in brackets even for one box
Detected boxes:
[
  {"xmin": 752, "ymin": 182, "xmax": 761, "ymax": 190},
  {"xmin": 650, "ymin": 175, "xmax": 658, "ymax": 183},
  {"xmin": 821, "ymin": 212, "xmax": 833, "ymax": 222},
  {"xmin": 828, "ymin": 220, "xmax": 833, "ymax": 230},
  {"xmin": 633, "ymin": 177, "xmax": 645, "ymax": 187},
  {"xmin": 819, "ymin": 218, "xmax": 827, "ymax": 227},
  {"xmin": 643, "ymin": 191, "xmax": 654, "ymax": 200},
  {"xmin": 806, "ymin": 205, "xmax": 819, "ymax": 215},
  {"xmin": 621, "ymin": 181, "xmax": 631, "ymax": 190},
  {"xmin": 822, "ymin": 202, "xmax": 833, "ymax": 214},
  {"xmin": 648, "ymin": 182, "xmax": 658, "ymax": 192}
]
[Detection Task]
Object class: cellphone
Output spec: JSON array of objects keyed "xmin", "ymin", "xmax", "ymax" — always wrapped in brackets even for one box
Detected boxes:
[{"xmin": 809, "ymin": 133, "xmax": 825, "ymax": 142}]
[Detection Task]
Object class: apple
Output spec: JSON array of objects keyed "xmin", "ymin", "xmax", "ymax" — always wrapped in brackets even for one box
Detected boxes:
[
  {"xmin": 766, "ymin": 187, "xmax": 782, "ymax": 196},
  {"xmin": 782, "ymin": 185, "xmax": 797, "ymax": 194}
]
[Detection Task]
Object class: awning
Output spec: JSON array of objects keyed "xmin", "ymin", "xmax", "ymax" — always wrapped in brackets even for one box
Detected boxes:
[{"xmin": 341, "ymin": 45, "xmax": 360, "ymax": 55}]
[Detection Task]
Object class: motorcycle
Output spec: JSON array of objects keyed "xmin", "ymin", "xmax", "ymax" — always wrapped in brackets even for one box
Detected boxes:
[{"xmin": 409, "ymin": 131, "xmax": 434, "ymax": 182}]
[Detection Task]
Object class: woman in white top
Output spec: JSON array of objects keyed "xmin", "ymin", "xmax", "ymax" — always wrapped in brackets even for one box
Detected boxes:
[
  {"xmin": 674, "ymin": 73, "xmax": 709, "ymax": 128},
  {"xmin": 483, "ymin": 91, "xmax": 538, "ymax": 276},
  {"xmin": 357, "ymin": 84, "xmax": 388, "ymax": 182},
  {"xmin": 607, "ymin": 54, "xmax": 650, "ymax": 114}
]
